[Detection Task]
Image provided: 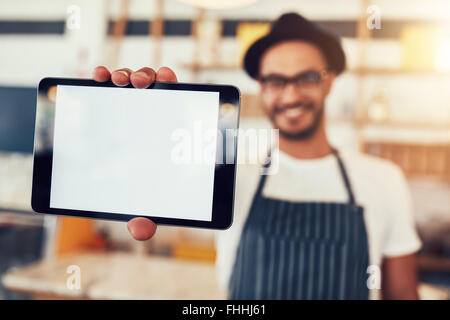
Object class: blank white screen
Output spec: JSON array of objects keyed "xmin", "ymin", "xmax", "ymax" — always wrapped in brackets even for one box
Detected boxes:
[{"xmin": 50, "ymin": 85, "xmax": 219, "ymax": 221}]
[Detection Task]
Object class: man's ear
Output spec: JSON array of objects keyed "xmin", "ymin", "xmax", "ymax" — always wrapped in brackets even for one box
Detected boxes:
[
  {"xmin": 257, "ymin": 79, "xmax": 263, "ymax": 93},
  {"xmin": 324, "ymin": 72, "xmax": 336, "ymax": 95}
]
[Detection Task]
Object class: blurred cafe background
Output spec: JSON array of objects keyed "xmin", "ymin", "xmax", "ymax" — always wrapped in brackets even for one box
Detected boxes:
[{"xmin": 0, "ymin": 0, "xmax": 449, "ymax": 300}]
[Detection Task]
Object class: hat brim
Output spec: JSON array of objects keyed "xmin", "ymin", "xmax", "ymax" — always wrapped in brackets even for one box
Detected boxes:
[{"xmin": 244, "ymin": 29, "xmax": 346, "ymax": 79}]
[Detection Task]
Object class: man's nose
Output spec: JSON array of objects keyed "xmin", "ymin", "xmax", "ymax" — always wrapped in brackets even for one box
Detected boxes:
[{"xmin": 280, "ymin": 82, "xmax": 303, "ymax": 104}]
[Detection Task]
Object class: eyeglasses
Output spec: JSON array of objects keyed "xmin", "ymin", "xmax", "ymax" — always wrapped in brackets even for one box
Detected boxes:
[{"xmin": 259, "ymin": 69, "xmax": 328, "ymax": 94}]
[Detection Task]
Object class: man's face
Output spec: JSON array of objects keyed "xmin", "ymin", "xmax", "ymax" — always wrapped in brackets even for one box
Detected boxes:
[{"xmin": 258, "ymin": 41, "xmax": 335, "ymax": 139}]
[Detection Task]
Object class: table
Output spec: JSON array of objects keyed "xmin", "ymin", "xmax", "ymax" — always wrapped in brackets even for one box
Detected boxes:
[{"xmin": 2, "ymin": 251, "xmax": 227, "ymax": 300}]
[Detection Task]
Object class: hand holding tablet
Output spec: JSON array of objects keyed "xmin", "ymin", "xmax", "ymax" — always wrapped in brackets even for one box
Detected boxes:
[
  {"xmin": 96, "ymin": 66, "xmax": 177, "ymax": 241},
  {"xmin": 32, "ymin": 66, "xmax": 240, "ymax": 240}
]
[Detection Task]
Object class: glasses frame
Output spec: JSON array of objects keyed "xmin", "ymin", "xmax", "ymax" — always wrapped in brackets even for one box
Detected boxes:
[{"xmin": 258, "ymin": 69, "xmax": 329, "ymax": 95}]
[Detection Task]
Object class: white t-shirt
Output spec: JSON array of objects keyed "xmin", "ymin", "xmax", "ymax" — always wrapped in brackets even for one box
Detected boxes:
[{"xmin": 214, "ymin": 149, "xmax": 422, "ymax": 299}]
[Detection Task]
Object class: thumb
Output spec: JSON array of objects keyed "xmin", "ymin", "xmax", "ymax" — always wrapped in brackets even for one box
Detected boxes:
[{"xmin": 127, "ymin": 217, "xmax": 157, "ymax": 241}]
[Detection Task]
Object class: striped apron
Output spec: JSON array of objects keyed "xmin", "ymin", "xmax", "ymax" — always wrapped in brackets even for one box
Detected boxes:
[{"xmin": 229, "ymin": 149, "xmax": 369, "ymax": 300}]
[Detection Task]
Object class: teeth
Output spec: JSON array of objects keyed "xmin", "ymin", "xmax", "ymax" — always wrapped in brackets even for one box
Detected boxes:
[{"xmin": 285, "ymin": 107, "xmax": 304, "ymax": 117}]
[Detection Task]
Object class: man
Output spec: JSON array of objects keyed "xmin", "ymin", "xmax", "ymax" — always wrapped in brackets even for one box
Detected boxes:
[{"xmin": 93, "ymin": 13, "xmax": 422, "ymax": 299}]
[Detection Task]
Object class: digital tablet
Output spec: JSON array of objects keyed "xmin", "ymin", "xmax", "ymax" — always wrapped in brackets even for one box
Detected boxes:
[{"xmin": 31, "ymin": 78, "xmax": 240, "ymax": 229}]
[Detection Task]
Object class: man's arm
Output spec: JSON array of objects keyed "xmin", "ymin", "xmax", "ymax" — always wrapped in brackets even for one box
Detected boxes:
[{"xmin": 381, "ymin": 253, "xmax": 420, "ymax": 300}]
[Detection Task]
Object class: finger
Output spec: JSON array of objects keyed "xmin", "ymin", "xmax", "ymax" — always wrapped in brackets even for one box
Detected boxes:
[
  {"xmin": 127, "ymin": 217, "xmax": 157, "ymax": 241},
  {"xmin": 111, "ymin": 68, "xmax": 133, "ymax": 86},
  {"xmin": 156, "ymin": 67, "xmax": 178, "ymax": 83},
  {"xmin": 93, "ymin": 66, "xmax": 111, "ymax": 82},
  {"xmin": 130, "ymin": 67, "xmax": 156, "ymax": 88}
]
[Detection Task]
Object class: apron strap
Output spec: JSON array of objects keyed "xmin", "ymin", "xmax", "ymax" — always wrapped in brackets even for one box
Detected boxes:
[
  {"xmin": 331, "ymin": 148, "xmax": 356, "ymax": 206},
  {"xmin": 256, "ymin": 148, "xmax": 357, "ymax": 206},
  {"xmin": 255, "ymin": 166, "xmax": 269, "ymax": 197}
]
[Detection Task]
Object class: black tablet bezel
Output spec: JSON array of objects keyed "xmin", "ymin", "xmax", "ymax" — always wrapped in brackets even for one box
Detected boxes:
[{"xmin": 31, "ymin": 77, "xmax": 240, "ymax": 230}]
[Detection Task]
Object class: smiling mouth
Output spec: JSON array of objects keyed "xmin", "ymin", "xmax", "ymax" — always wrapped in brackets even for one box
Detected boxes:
[
  {"xmin": 284, "ymin": 107, "xmax": 305, "ymax": 118},
  {"xmin": 276, "ymin": 103, "xmax": 314, "ymax": 118}
]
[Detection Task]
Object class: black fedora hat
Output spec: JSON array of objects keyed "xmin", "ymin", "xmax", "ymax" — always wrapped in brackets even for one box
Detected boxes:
[{"xmin": 244, "ymin": 12, "xmax": 346, "ymax": 79}]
